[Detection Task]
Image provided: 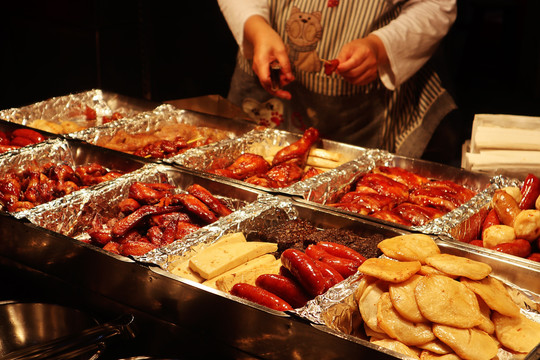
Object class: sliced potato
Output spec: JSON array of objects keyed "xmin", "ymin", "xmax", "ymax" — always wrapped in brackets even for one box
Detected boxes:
[
  {"xmin": 415, "ymin": 275, "xmax": 483, "ymax": 328},
  {"xmin": 432, "ymin": 325, "xmax": 499, "ymax": 360},
  {"xmin": 461, "ymin": 276, "xmax": 520, "ymax": 318},
  {"xmin": 424, "ymin": 253, "xmax": 491, "ymax": 280},
  {"xmin": 389, "ymin": 274, "xmax": 428, "ymax": 323},
  {"xmin": 493, "ymin": 312, "xmax": 540, "ymax": 353},
  {"xmin": 358, "ymin": 258, "xmax": 421, "ymax": 283},
  {"xmin": 377, "ymin": 234, "xmax": 440, "ymax": 264},
  {"xmin": 370, "ymin": 337, "xmax": 421, "ymax": 359},
  {"xmin": 377, "ymin": 292, "xmax": 435, "ymax": 346},
  {"xmin": 358, "ymin": 280, "xmax": 387, "ymax": 334}
]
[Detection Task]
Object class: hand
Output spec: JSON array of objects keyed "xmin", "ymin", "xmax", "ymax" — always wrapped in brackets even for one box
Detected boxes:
[
  {"xmin": 336, "ymin": 34, "xmax": 388, "ymax": 86},
  {"xmin": 245, "ymin": 15, "xmax": 295, "ymax": 99}
]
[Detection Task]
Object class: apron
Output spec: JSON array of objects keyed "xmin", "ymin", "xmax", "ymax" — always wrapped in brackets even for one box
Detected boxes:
[{"xmin": 227, "ymin": 0, "xmax": 456, "ymax": 158}]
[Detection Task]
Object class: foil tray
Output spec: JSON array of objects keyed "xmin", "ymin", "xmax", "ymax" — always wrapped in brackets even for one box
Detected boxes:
[
  {"xmin": 67, "ymin": 104, "xmax": 258, "ymax": 158},
  {"xmin": 169, "ymin": 127, "xmax": 369, "ymax": 196},
  {"xmin": 291, "ymin": 148, "xmax": 497, "ymax": 240},
  {"xmin": 0, "ymin": 181, "xmax": 538, "ymax": 358},
  {"xmin": 0, "ymin": 89, "xmax": 158, "ymax": 134},
  {"xmin": 0, "ymin": 137, "xmax": 149, "ymax": 216}
]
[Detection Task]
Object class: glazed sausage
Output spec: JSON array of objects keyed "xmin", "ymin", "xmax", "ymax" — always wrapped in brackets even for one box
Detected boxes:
[
  {"xmin": 527, "ymin": 253, "xmax": 540, "ymax": 262},
  {"xmin": 305, "ymin": 244, "xmax": 360, "ymax": 278},
  {"xmin": 174, "ymin": 193, "xmax": 218, "ymax": 224},
  {"xmin": 9, "ymin": 136, "xmax": 34, "ymax": 147},
  {"xmin": 186, "ymin": 183, "xmax": 232, "ymax": 217},
  {"xmin": 112, "ymin": 205, "xmax": 182, "ymax": 237},
  {"xmin": 316, "ymin": 241, "xmax": 367, "ymax": 265},
  {"xmin": 313, "ymin": 259, "xmax": 344, "ymax": 290},
  {"xmin": 519, "ymin": 174, "xmax": 540, "ymax": 210},
  {"xmin": 481, "ymin": 209, "xmax": 500, "ymax": 237},
  {"xmin": 11, "ymin": 128, "xmax": 45, "ymax": 143},
  {"xmin": 281, "ymin": 248, "xmax": 327, "ymax": 297},
  {"xmin": 231, "ymin": 283, "xmax": 293, "ymax": 311},
  {"xmin": 492, "ymin": 190, "xmax": 521, "ymax": 227},
  {"xmin": 493, "ymin": 239, "xmax": 532, "ymax": 258},
  {"xmin": 255, "ymin": 274, "xmax": 311, "ymax": 308}
]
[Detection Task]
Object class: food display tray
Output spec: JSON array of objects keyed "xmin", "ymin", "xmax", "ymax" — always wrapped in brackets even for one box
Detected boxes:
[
  {"xmin": 169, "ymin": 127, "xmax": 369, "ymax": 196},
  {"xmin": 0, "ymin": 89, "xmax": 158, "ymax": 134},
  {"xmin": 1, "ymin": 193, "xmax": 538, "ymax": 359},
  {"xmin": 292, "ymin": 150, "xmax": 495, "ymax": 241},
  {"xmin": 0, "ymin": 137, "xmax": 150, "ymax": 215}
]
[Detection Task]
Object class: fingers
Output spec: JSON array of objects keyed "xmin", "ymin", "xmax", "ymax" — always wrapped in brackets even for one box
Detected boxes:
[{"xmin": 336, "ymin": 39, "xmax": 380, "ymax": 86}]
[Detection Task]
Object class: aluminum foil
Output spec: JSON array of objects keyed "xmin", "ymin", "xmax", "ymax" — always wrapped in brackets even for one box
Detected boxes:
[
  {"xmin": 169, "ymin": 127, "xmax": 368, "ymax": 196},
  {"xmin": 136, "ymin": 193, "xmax": 297, "ymax": 267},
  {"xmin": 68, "ymin": 104, "xmax": 255, "ymax": 154},
  {"xmin": 19, "ymin": 163, "xmax": 255, "ymax": 244},
  {"xmin": 0, "ymin": 89, "xmax": 144, "ymax": 132}
]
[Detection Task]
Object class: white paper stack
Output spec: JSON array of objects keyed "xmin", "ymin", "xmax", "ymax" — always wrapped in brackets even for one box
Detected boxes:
[{"xmin": 462, "ymin": 114, "xmax": 540, "ymax": 179}]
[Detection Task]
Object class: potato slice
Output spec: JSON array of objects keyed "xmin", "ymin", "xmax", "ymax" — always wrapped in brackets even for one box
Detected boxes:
[
  {"xmin": 493, "ymin": 312, "xmax": 540, "ymax": 353},
  {"xmin": 377, "ymin": 234, "xmax": 440, "ymax": 264},
  {"xmin": 461, "ymin": 276, "xmax": 520, "ymax": 318},
  {"xmin": 370, "ymin": 337, "xmax": 421, "ymax": 359},
  {"xmin": 358, "ymin": 280, "xmax": 387, "ymax": 334},
  {"xmin": 419, "ymin": 351, "xmax": 461, "ymax": 360},
  {"xmin": 389, "ymin": 274, "xmax": 428, "ymax": 323},
  {"xmin": 432, "ymin": 325, "xmax": 499, "ymax": 360},
  {"xmin": 415, "ymin": 275, "xmax": 483, "ymax": 328},
  {"xmin": 358, "ymin": 258, "xmax": 421, "ymax": 283},
  {"xmin": 377, "ymin": 292, "xmax": 436, "ymax": 346},
  {"xmin": 475, "ymin": 295, "xmax": 495, "ymax": 335},
  {"xmin": 424, "ymin": 254, "xmax": 492, "ymax": 280},
  {"xmin": 418, "ymin": 265, "xmax": 457, "ymax": 279},
  {"xmin": 416, "ymin": 339, "xmax": 453, "ymax": 355}
]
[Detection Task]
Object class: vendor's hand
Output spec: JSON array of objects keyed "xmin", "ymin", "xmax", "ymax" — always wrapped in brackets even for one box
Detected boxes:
[
  {"xmin": 245, "ymin": 15, "xmax": 295, "ymax": 99},
  {"xmin": 336, "ymin": 34, "xmax": 388, "ymax": 86}
]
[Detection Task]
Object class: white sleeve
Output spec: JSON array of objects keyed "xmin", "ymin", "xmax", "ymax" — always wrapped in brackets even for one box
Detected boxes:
[
  {"xmin": 371, "ymin": 0, "xmax": 457, "ymax": 90},
  {"xmin": 217, "ymin": 0, "xmax": 269, "ymax": 54}
]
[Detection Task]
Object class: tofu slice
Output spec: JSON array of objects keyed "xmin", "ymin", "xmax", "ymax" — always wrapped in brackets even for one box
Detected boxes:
[
  {"xmin": 189, "ymin": 241, "xmax": 278, "ymax": 279},
  {"xmin": 215, "ymin": 258, "xmax": 282, "ymax": 293},
  {"xmin": 169, "ymin": 259, "xmax": 205, "ymax": 283},
  {"xmin": 202, "ymin": 254, "xmax": 277, "ymax": 290}
]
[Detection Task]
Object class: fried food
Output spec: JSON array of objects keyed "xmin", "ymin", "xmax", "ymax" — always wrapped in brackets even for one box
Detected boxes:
[
  {"xmin": 370, "ymin": 337, "xmax": 421, "ymax": 359},
  {"xmin": 377, "ymin": 292, "xmax": 435, "ymax": 346},
  {"xmin": 424, "ymin": 253, "xmax": 492, "ymax": 280},
  {"xmin": 432, "ymin": 325, "xmax": 499, "ymax": 360},
  {"xmin": 358, "ymin": 258, "xmax": 421, "ymax": 283},
  {"xmin": 461, "ymin": 276, "xmax": 521, "ymax": 318},
  {"xmin": 377, "ymin": 234, "xmax": 440, "ymax": 264},
  {"xmin": 414, "ymin": 275, "xmax": 483, "ymax": 328},
  {"xmin": 389, "ymin": 274, "xmax": 428, "ymax": 323},
  {"xmin": 358, "ymin": 280, "xmax": 387, "ymax": 334},
  {"xmin": 492, "ymin": 312, "xmax": 540, "ymax": 353}
]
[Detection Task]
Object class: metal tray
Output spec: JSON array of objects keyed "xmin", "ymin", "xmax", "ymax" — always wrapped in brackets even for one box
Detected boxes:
[
  {"xmin": 68, "ymin": 104, "xmax": 258, "ymax": 159},
  {"xmin": 293, "ymin": 149, "xmax": 495, "ymax": 240},
  {"xmin": 0, "ymin": 137, "xmax": 149, "ymax": 215},
  {"xmin": 0, "ymin": 89, "xmax": 158, "ymax": 134},
  {"xmin": 169, "ymin": 127, "xmax": 368, "ymax": 196}
]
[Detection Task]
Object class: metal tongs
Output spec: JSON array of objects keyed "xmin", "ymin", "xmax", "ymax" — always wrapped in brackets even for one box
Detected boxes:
[
  {"xmin": 0, "ymin": 314, "xmax": 136, "ymax": 360},
  {"xmin": 270, "ymin": 60, "xmax": 281, "ymax": 91}
]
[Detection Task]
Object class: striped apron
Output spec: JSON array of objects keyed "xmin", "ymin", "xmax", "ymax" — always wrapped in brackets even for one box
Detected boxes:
[{"xmin": 227, "ymin": 0, "xmax": 456, "ymax": 157}]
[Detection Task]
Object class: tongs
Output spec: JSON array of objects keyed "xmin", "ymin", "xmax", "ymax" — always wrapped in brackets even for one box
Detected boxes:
[{"xmin": 0, "ymin": 314, "xmax": 136, "ymax": 360}]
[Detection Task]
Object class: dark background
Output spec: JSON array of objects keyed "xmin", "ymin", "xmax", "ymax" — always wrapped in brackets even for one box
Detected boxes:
[{"xmin": 1, "ymin": 0, "xmax": 539, "ymax": 165}]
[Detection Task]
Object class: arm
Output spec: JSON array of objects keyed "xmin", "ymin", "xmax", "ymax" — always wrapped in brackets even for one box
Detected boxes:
[
  {"xmin": 371, "ymin": 0, "xmax": 457, "ymax": 89},
  {"xmin": 218, "ymin": 0, "xmax": 294, "ymax": 99}
]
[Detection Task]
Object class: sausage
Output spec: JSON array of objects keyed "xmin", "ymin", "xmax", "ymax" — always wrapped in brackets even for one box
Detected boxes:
[
  {"xmin": 527, "ymin": 253, "xmax": 540, "ymax": 262},
  {"xmin": 119, "ymin": 240, "xmax": 157, "ymax": 256},
  {"xmin": 11, "ymin": 128, "xmax": 45, "ymax": 143},
  {"xmin": 492, "ymin": 239, "xmax": 532, "ymax": 258},
  {"xmin": 315, "ymin": 241, "xmax": 367, "ymax": 265},
  {"xmin": 492, "ymin": 190, "xmax": 521, "ymax": 227},
  {"xmin": 186, "ymin": 183, "xmax": 232, "ymax": 217},
  {"xmin": 174, "ymin": 193, "xmax": 219, "ymax": 224},
  {"xmin": 281, "ymin": 248, "xmax": 327, "ymax": 297},
  {"xmin": 255, "ymin": 274, "xmax": 311, "ymax": 308},
  {"xmin": 305, "ymin": 244, "xmax": 360, "ymax": 278},
  {"xmin": 513, "ymin": 209, "xmax": 540, "ymax": 242},
  {"xmin": 481, "ymin": 209, "xmax": 500, "ymax": 237},
  {"xmin": 231, "ymin": 283, "xmax": 293, "ymax": 311},
  {"xmin": 0, "ymin": 131, "xmax": 9, "ymax": 145},
  {"xmin": 112, "ymin": 205, "xmax": 182, "ymax": 237},
  {"xmin": 469, "ymin": 239, "xmax": 484, "ymax": 247},
  {"xmin": 519, "ymin": 174, "xmax": 540, "ymax": 210},
  {"xmin": 9, "ymin": 136, "xmax": 34, "ymax": 147},
  {"xmin": 313, "ymin": 259, "xmax": 344, "ymax": 290}
]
